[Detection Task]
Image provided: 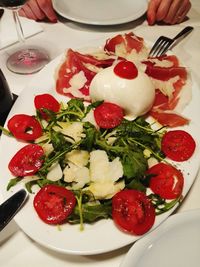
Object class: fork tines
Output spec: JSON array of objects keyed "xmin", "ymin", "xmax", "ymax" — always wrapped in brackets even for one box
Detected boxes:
[{"xmin": 149, "ymin": 36, "xmax": 173, "ymax": 57}]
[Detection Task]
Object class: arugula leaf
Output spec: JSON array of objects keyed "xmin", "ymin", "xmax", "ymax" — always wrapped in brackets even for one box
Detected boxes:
[
  {"xmin": 0, "ymin": 126, "xmax": 12, "ymax": 136},
  {"xmin": 126, "ymin": 178, "xmax": 147, "ymax": 193},
  {"xmin": 50, "ymin": 130, "xmax": 69, "ymax": 151},
  {"xmin": 85, "ymin": 100, "xmax": 103, "ymax": 114},
  {"xmin": 81, "ymin": 122, "xmax": 98, "ymax": 151},
  {"xmin": 7, "ymin": 177, "xmax": 22, "ymax": 191},
  {"xmin": 68, "ymin": 201, "xmax": 112, "ymax": 224},
  {"xmin": 148, "ymin": 194, "xmax": 182, "ymax": 215},
  {"xmin": 58, "ymin": 99, "xmax": 85, "ymax": 121},
  {"xmin": 25, "ymin": 180, "xmax": 38, "ymax": 193},
  {"xmin": 122, "ymin": 151, "xmax": 148, "ymax": 179},
  {"xmin": 67, "ymin": 99, "xmax": 85, "ymax": 111}
]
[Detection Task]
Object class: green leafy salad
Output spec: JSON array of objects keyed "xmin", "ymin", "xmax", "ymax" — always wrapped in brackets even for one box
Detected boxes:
[{"xmin": 4, "ymin": 97, "xmax": 182, "ymax": 229}]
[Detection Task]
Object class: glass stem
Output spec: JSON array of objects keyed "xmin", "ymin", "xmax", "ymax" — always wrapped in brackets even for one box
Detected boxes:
[{"xmin": 12, "ymin": 10, "xmax": 25, "ymax": 44}]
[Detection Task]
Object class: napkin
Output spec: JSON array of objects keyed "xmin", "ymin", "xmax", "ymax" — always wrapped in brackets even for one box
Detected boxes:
[{"xmin": 0, "ymin": 9, "xmax": 43, "ymax": 50}]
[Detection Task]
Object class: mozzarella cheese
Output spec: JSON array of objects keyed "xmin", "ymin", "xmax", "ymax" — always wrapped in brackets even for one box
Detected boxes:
[{"xmin": 90, "ymin": 64, "xmax": 155, "ymax": 120}]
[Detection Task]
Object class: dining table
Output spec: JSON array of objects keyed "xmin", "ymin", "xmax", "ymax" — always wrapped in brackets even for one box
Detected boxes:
[{"xmin": 0, "ymin": 0, "xmax": 200, "ymax": 266}]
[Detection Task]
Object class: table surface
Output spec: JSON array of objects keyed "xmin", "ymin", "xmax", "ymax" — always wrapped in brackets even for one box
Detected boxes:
[{"xmin": 0, "ymin": 1, "xmax": 200, "ymax": 266}]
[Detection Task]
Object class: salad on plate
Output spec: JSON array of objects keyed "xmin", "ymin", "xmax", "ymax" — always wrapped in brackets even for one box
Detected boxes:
[{"xmin": 0, "ymin": 31, "xmax": 198, "ymax": 254}]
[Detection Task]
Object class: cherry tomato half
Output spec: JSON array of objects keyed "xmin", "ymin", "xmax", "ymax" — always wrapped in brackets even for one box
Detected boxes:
[
  {"xmin": 147, "ymin": 163, "xmax": 184, "ymax": 200},
  {"xmin": 112, "ymin": 189, "xmax": 155, "ymax": 235},
  {"xmin": 114, "ymin": 60, "xmax": 138, "ymax": 79},
  {"xmin": 7, "ymin": 114, "xmax": 42, "ymax": 141},
  {"xmin": 161, "ymin": 130, "xmax": 196, "ymax": 162},
  {"xmin": 34, "ymin": 184, "xmax": 76, "ymax": 225},
  {"xmin": 34, "ymin": 94, "xmax": 60, "ymax": 120},
  {"xmin": 94, "ymin": 102, "xmax": 124, "ymax": 129},
  {"xmin": 8, "ymin": 144, "xmax": 44, "ymax": 177}
]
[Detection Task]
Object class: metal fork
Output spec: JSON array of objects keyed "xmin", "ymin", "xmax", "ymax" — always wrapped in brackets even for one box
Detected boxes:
[{"xmin": 149, "ymin": 26, "xmax": 194, "ymax": 57}]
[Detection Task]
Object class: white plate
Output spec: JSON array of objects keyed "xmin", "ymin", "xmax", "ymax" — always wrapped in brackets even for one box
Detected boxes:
[
  {"xmin": 120, "ymin": 209, "xmax": 200, "ymax": 267},
  {"xmin": 52, "ymin": 0, "xmax": 147, "ymax": 25},
  {"xmin": 0, "ymin": 40, "xmax": 200, "ymax": 255}
]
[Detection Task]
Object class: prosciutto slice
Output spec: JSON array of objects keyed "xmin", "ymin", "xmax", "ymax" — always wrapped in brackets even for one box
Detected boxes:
[
  {"xmin": 56, "ymin": 49, "xmax": 114, "ymax": 100},
  {"xmin": 143, "ymin": 55, "xmax": 190, "ymax": 127},
  {"xmin": 104, "ymin": 32, "xmax": 146, "ymax": 57},
  {"xmin": 149, "ymin": 111, "xmax": 189, "ymax": 127}
]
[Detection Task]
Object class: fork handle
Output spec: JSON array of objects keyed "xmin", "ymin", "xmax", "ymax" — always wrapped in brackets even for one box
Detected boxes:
[{"xmin": 173, "ymin": 26, "xmax": 194, "ymax": 41}]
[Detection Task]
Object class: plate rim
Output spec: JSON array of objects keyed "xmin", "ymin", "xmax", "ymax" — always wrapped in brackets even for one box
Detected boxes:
[
  {"xmin": 120, "ymin": 208, "xmax": 200, "ymax": 267},
  {"xmin": 52, "ymin": 0, "xmax": 148, "ymax": 25}
]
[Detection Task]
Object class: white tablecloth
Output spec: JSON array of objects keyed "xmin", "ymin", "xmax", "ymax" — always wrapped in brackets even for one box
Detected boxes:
[{"xmin": 0, "ymin": 1, "xmax": 200, "ymax": 266}]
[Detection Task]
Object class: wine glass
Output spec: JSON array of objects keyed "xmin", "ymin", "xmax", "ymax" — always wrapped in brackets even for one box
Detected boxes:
[{"xmin": 0, "ymin": 0, "xmax": 50, "ymax": 74}]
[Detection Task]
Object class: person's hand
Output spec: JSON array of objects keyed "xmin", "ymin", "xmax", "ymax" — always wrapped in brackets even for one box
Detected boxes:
[
  {"xmin": 147, "ymin": 0, "xmax": 191, "ymax": 25},
  {"xmin": 19, "ymin": 0, "xmax": 57, "ymax": 23}
]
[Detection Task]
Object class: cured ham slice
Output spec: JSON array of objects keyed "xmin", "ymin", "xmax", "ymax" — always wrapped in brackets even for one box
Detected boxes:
[
  {"xmin": 143, "ymin": 55, "xmax": 190, "ymax": 127},
  {"xmin": 144, "ymin": 55, "xmax": 187, "ymax": 109},
  {"xmin": 56, "ymin": 49, "xmax": 114, "ymax": 100},
  {"xmin": 149, "ymin": 111, "xmax": 189, "ymax": 128},
  {"xmin": 104, "ymin": 32, "xmax": 144, "ymax": 53},
  {"xmin": 104, "ymin": 32, "xmax": 148, "ymax": 60}
]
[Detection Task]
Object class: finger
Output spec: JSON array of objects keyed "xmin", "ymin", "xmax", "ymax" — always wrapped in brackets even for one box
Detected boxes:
[
  {"xmin": 147, "ymin": 0, "xmax": 162, "ymax": 25},
  {"xmin": 155, "ymin": 0, "xmax": 174, "ymax": 21},
  {"xmin": 175, "ymin": 1, "xmax": 191, "ymax": 24},
  {"xmin": 163, "ymin": 0, "xmax": 183, "ymax": 24},
  {"xmin": 169, "ymin": 0, "xmax": 189, "ymax": 24},
  {"xmin": 26, "ymin": 0, "xmax": 46, "ymax": 21},
  {"xmin": 19, "ymin": 4, "xmax": 38, "ymax": 21},
  {"xmin": 18, "ymin": 8, "xmax": 26, "ymax": 18},
  {"xmin": 36, "ymin": 0, "xmax": 57, "ymax": 22}
]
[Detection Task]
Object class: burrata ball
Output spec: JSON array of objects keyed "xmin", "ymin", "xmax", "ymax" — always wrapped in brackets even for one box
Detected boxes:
[{"xmin": 90, "ymin": 61, "xmax": 155, "ymax": 120}]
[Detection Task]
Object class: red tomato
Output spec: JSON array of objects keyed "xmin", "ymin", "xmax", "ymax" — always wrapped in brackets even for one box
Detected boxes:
[
  {"xmin": 94, "ymin": 102, "xmax": 124, "ymax": 129},
  {"xmin": 7, "ymin": 114, "xmax": 42, "ymax": 141},
  {"xmin": 34, "ymin": 184, "xmax": 76, "ymax": 225},
  {"xmin": 8, "ymin": 144, "xmax": 44, "ymax": 177},
  {"xmin": 34, "ymin": 94, "xmax": 60, "ymax": 120},
  {"xmin": 114, "ymin": 60, "xmax": 138, "ymax": 79},
  {"xmin": 112, "ymin": 189, "xmax": 155, "ymax": 235},
  {"xmin": 147, "ymin": 163, "xmax": 184, "ymax": 199},
  {"xmin": 161, "ymin": 130, "xmax": 196, "ymax": 162}
]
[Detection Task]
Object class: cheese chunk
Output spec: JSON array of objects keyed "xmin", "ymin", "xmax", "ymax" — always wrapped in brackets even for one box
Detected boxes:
[
  {"xmin": 87, "ymin": 180, "xmax": 125, "ymax": 200},
  {"xmin": 86, "ymin": 150, "xmax": 124, "ymax": 199},
  {"xmin": 63, "ymin": 162, "xmax": 90, "ymax": 190},
  {"xmin": 47, "ymin": 162, "xmax": 63, "ymax": 181},
  {"xmin": 65, "ymin": 149, "xmax": 89, "ymax": 167},
  {"xmin": 90, "ymin": 150, "xmax": 123, "ymax": 183},
  {"xmin": 53, "ymin": 121, "xmax": 84, "ymax": 143}
]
